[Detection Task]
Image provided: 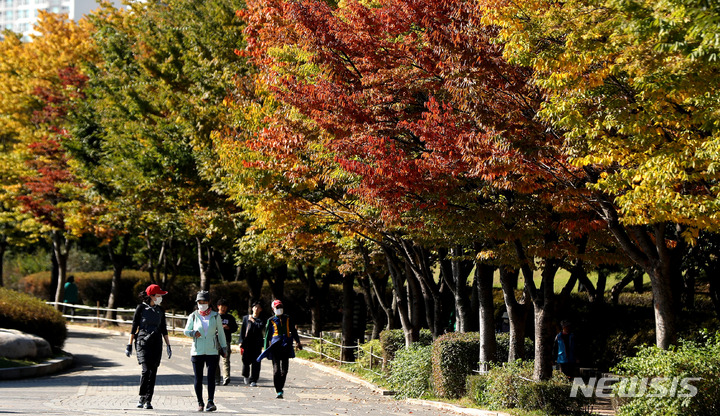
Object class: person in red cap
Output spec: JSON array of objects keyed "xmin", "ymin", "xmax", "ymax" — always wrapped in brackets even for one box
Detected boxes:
[
  {"xmin": 257, "ymin": 299, "xmax": 302, "ymax": 399},
  {"xmin": 126, "ymin": 284, "xmax": 172, "ymax": 410}
]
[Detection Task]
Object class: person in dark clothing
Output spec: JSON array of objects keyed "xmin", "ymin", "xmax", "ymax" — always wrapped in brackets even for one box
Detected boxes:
[
  {"xmin": 553, "ymin": 319, "xmax": 576, "ymax": 379},
  {"xmin": 215, "ymin": 298, "xmax": 238, "ymax": 385},
  {"xmin": 126, "ymin": 284, "xmax": 172, "ymax": 410},
  {"xmin": 257, "ymin": 300, "xmax": 302, "ymax": 399},
  {"xmin": 63, "ymin": 275, "xmax": 79, "ymax": 320},
  {"xmin": 239, "ymin": 300, "xmax": 265, "ymax": 386}
]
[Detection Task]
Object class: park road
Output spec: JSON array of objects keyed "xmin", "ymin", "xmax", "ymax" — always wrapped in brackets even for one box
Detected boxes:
[{"xmin": 1, "ymin": 325, "xmax": 464, "ymax": 416}]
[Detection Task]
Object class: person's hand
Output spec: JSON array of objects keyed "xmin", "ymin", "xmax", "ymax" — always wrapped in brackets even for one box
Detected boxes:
[
  {"xmin": 222, "ymin": 347, "xmax": 228, "ymax": 357},
  {"xmin": 296, "ymin": 342, "xmax": 303, "ymax": 351},
  {"xmin": 125, "ymin": 344, "xmax": 132, "ymax": 357},
  {"xmin": 240, "ymin": 347, "xmax": 244, "ymax": 355},
  {"xmin": 194, "ymin": 330, "xmax": 202, "ymax": 338},
  {"xmin": 166, "ymin": 345, "xmax": 172, "ymax": 359},
  {"xmin": 223, "ymin": 324, "xmax": 229, "ymax": 330}
]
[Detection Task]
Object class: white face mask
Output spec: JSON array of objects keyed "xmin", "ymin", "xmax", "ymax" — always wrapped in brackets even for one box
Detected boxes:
[
  {"xmin": 154, "ymin": 296, "xmax": 163, "ymax": 305},
  {"xmin": 274, "ymin": 308, "xmax": 283, "ymax": 316},
  {"xmin": 198, "ymin": 304, "xmax": 209, "ymax": 312}
]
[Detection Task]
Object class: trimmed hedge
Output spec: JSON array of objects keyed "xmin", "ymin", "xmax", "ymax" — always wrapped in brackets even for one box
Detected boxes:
[
  {"xmin": 0, "ymin": 287, "xmax": 67, "ymax": 348},
  {"xmin": 467, "ymin": 360, "xmax": 590, "ymax": 415},
  {"xmin": 432, "ymin": 332, "xmax": 480, "ymax": 398},
  {"xmin": 379, "ymin": 328, "xmax": 433, "ymax": 364}
]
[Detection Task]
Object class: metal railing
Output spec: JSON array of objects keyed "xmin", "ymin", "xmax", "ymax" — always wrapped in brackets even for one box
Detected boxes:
[{"xmin": 298, "ymin": 332, "xmax": 384, "ymax": 376}]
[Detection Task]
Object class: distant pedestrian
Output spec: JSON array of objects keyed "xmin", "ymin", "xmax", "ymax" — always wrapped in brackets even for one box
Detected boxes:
[
  {"xmin": 215, "ymin": 298, "xmax": 238, "ymax": 385},
  {"xmin": 257, "ymin": 300, "xmax": 302, "ymax": 399},
  {"xmin": 126, "ymin": 284, "xmax": 172, "ymax": 410},
  {"xmin": 63, "ymin": 275, "xmax": 79, "ymax": 320},
  {"xmin": 553, "ymin": 319, "xmax": 577, "ymax": 379},
  {"xmin": 184, "ymin": 291, "xmax": 228, "ymax": 412},
  {"xmin": 239, "ymin": 300, "xmax": 265, "ymax": 386}
]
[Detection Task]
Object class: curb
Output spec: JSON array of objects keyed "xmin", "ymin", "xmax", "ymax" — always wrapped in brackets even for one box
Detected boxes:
[
  {"xmin": 293, "ymin": 357, "xmax": 511, "ymax": 416},
  {"xmin": 0, "ymin": 353, "xmax": 74, "ymax": 380}
]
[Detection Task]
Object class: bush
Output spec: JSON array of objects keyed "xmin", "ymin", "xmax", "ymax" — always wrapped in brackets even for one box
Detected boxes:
[
  {"xmin": 495, "ymin": 332, "xmax": 534, "ymax": 362},
  {"xmin": 388, "ymin": 344, "xmax": 433, "ymax": 398},
  {"xmin": 432, "ymin": 331, "xmax": 480, "ymax": 398},
  {"xmin": 468, "ymin": 360, "xmax": 590, "ymax": 415},
  {"xmin": 612, "ymin": 330, "xmax": 720, "ymax": 416},
  {"xmin": 357, "ymin": 338, "xmax": 383, "ymax": 371},
  {"xmin": 379, "ymin": 328, "xmax": 433, "ymax": 364},
  {"xmin": 0, "ymin": 287, "xmax": 67, "ymax": 348}
]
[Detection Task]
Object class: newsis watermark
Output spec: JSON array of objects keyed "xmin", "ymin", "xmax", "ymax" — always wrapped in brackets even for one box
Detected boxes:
[{"xmin": 570, "ymin": 377, "xmax": 701, "ymax": 398}]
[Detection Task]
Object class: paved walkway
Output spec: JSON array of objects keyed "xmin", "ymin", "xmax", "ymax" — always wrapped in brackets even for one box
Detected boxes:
[{"xmin": 1, "ymin": 326, "xmax": 488, "ymax": 416}]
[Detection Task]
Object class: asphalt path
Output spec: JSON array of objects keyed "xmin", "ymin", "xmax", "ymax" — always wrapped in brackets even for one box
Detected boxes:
[{"xmin": 0, "ymin": 326, "xmax": 463, "ymax": 415}]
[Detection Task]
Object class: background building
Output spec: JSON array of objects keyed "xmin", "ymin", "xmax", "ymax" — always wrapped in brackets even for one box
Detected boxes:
[{"xmin": 0, "ymin": 0, "xmax": 117, "ymax": 39}]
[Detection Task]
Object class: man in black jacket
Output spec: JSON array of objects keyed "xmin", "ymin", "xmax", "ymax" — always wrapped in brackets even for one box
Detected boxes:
[
  {"xmin": 239, "ymin": 301, "xmax": 265, "ymax": 386},
  {"xmin": 216, "ymin": 298, "xmax": 238, "ymax": 385}
]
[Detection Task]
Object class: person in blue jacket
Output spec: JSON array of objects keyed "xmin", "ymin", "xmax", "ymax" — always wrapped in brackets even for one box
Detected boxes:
[
  {"xmin": 553, "ymin": 319, "xmax": 577, "ymax": 379},
  {"xmin": 184, "ymin": 291, "xmax": 228, "ymax": 412},
  {"xmin": 257, "ymin": 299, "xmax": 302, "ymax": 399}
]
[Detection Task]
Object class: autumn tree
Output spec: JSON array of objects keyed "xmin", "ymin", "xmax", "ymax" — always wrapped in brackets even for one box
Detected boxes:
[
  {"xmin": 482, "ymin": 0, "xmax": 720, "ymax": 349},
  {"xmin": 0, "ymin": 13, "xmax": 96, "ymax": 305}
]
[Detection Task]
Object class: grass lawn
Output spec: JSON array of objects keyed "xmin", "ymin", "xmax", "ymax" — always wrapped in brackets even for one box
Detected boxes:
[{"xmin": 0, "ymin": 356, "xmax": 41, "ymax": 368}]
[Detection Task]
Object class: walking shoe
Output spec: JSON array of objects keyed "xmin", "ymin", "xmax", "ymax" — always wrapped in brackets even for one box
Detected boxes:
[
  {"xmin": 222, "ymin": 378, "xmax": 230, "ymax": 386},
  {"xmin": 197, "ymin": 402, "xmax": 204, "ymax": 412},
  {"xmin": 144, "ymin": 402, "xmax": 153, "ymax": 410},
  {"xmin": 136, "ymin": 399, "xmax": 145, "ymax": 408},
  {"xmin": 250, "ymin": 382, "xmax": 257, "ymax": 387},
  {"xmin": 243, "ymin": 377, "xmax": 249, "ymax": 385},
  {"xmin": 276, "ymin": 391, "xmax": 283, "ymax": 399},
  {"xmin": 205, "ymin": 400, "xmax": 217, "ymax": 412}
]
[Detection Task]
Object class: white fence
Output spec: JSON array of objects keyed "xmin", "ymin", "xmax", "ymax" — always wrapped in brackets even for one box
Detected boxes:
[
  {"xmin": 297, "ymin": 332, "xmax": 384, "ymax": 376},
  {"xmin": 47, "ymin": 301, "xmax": 190, "ymax": 332}
]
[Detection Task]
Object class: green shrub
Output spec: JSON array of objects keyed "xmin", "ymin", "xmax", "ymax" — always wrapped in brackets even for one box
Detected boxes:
[
  {"xmin": 468, "ymin": 360, "xmax": 590, "ymax": 415},
  {"xmin": 388, "ymin": 344, "xmax": 433, "ymax": 399},
  {"xmin": 495, "ymin": 332, "xmax": 534, "ymax": 362},
  {"xmin": 357, "ymin": 338, "xmax": 383, "ymax": 371},
  {"xmin": 432, "ymin": 331, "xmax": 480, "ymax": 398},
  {"xmin": 0, "ymin": 287, "xmax": 67, "ymax": 348},
  {"xmin": 379, "ymin": 328, "xmax": 433, "ymax": 364},
  {"xmin": 612, "ymin": 330, "xmax": 720, "ymax": 416}
]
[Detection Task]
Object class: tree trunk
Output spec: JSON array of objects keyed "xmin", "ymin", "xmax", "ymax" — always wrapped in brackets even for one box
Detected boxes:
[
  {"xmin": 245, "ymin": 265, "xmax": 264, "ymax": 313},
  {"xmin": 268, "ymin": 263, "xmax": 287, "ymax": 301},
  {"xmin": 499, "ymin": 267, "xmax": 528, "ymax": 361},
  {"xmin": 439, "ymin": 246, "xmax": 474, "ymax": 333},
  {"xmin": 477, "ymin": 262, "xmax": 497, "ymax": 369},
  {"xmin": 297, "ymin": 264, "xmax": 324, "ymax": 337},
  {"xmin": 0, "ymin": 237, "xmax": 6, "ymax": 287},
  {"xmin": 106, "ymin": 234, "xmax": 130, "ymax": 324},
  {"xmin": 52, "ymin": 230, "xmax": 71, "ymax": 309},
  {"xmin": 358, "ymin": 272, "xmax": 385, "ymax": 340},
  {"xmin": 401, "ymin": 240, "xmax": 443, "ymax": 338},
  {"xmin": 341, "ymin": 273, "xmax": 356, "ymax": 363},
  {"xmin": 532, "ymin": 262, "xmax": 559, "ymax": 381},
  {"xmin": 50, "ymin": 246, "xmax": 59, "ymax": 301},
  {"xmin": 596, "ymin": 267, "xmax": 608, "ymax": 302},
  {"xmin": 196, "ymin": 237, "xmax": 210, "ymax": 291},
  {"xmin": 600, "ymin": 210, "xmax": 683, "ymax": 348},
  {"xmin": 384, "ymin": 247, "xmax": 418, "ymax": 346}
]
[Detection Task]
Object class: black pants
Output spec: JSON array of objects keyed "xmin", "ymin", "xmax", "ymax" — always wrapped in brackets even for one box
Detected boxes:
[
  {"xmin": 191, "ymin": 355, "xmax": 220, "ymax": 404},
  {"xmin": 139, "ymin": 362, "xmax": 159, "ymax": 402},
  {"xmin": 271, "ymin": 353, "xmax": 290, "ymax": 393},
  {"xmin": 241, "ymin": 347, "xmax": 261, "ymax": 383}
]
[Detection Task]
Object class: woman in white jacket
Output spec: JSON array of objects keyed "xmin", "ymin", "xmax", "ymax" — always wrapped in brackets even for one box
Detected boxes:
[{"xmin": 184, "ymin": 291, "xmax": 228, "ymax": 412}]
